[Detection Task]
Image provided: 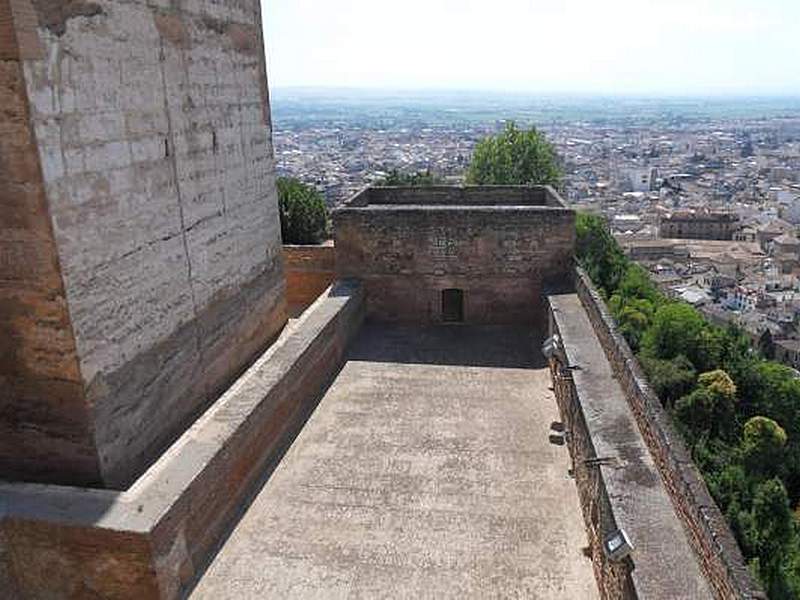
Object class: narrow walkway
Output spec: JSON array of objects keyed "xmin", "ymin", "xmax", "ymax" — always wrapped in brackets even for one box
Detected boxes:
[
  {"xmin": 191, "ymin": 325, "xmax": 598, "ymax": 599},
  {"xmin": 550, "ymin": 293, "xmax": 715, "ymax": 598}
]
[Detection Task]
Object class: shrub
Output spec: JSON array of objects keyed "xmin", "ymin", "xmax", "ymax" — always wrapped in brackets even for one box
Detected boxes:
[{"xmin": 277, "ymin": 177, "xmax": 328, "ymax": 245}]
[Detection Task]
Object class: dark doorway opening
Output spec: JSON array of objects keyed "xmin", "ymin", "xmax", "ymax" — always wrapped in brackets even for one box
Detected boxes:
[{"xmin": 441, "ymin": 289, "xmax": 464, "ymax": 323}]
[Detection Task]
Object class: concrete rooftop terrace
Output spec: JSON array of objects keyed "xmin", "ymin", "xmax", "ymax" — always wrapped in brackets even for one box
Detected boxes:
[{"xmin": 191, "ymin": 324, "xmax": 598, "ymax": 598}]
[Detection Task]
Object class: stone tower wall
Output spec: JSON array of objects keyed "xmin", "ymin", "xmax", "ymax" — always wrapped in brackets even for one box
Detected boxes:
[
  {"xmin": 0, "ymin": 0, "xmax": 286, "ymax": 488},
  {"xmin": 0, "ymin": 0, "xmax": 100, "ymax": 482}
]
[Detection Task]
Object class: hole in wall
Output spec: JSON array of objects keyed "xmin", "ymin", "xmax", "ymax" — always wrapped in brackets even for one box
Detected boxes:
[{"xmin": 441, "ymin": 288, "xmax": 464, "ymax": 323}]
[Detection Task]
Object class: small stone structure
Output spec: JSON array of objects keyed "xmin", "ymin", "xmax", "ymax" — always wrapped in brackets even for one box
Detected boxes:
[
  {"xmin": 334, "ymin": 185, "xmax": 574, "ymax": 325},
  {"xmin": 0, "ymin": 0, "xmax": 286, "ymax": 488}
]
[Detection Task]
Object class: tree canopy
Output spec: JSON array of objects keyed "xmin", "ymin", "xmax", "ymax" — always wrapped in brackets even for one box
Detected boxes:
[
  {"xmin": 276, "ymin": 177, "xmax": 328, "ymax": 245},
  {"xmin": 742, "ymin": 416, "xmax": 787, "ymax": 477},
  {"xmin": 466, "ymin": 122, "xmax": 561, "ymax": 187}
]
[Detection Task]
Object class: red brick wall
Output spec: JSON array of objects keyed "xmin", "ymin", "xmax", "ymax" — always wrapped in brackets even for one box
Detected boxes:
[{"xmin": 283, "ymin": 244, "xmax": 335, "ymax": 314}]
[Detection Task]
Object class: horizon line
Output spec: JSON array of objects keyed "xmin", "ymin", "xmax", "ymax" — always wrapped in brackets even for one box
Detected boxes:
[{"xmin": 270, "ymin": 85, "xmax": 800, "ymax": 100}]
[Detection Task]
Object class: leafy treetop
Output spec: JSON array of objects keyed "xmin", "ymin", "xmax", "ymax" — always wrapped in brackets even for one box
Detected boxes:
[
  {"xmin": 466, "ymin": 122, "xmax": 561, "ymax": 187},
  {"xmin": 276, "ymin": 177, "xmax": 328, "ymax": 245}
]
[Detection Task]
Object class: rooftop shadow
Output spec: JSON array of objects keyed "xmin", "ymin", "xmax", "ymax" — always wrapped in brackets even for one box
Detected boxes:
[{"xmin": 345, "ymin": 321, "xmax": 546, "ymax": 369}]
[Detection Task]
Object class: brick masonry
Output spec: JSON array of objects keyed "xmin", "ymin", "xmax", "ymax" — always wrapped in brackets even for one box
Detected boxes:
[
  {"xmin": 282, "ymin": 243, "xmax": 335, "ymax": 315},
  {"xmin": 573, "ymin": 268, "xmax": 764, "ymax": 599},
  {"xmin": 1, "ymin": 0, "xmax": 287, "ymax": 488},
  {"xmin": 334, "ymin": 186, "xmax": 574, "ymax": 325}
]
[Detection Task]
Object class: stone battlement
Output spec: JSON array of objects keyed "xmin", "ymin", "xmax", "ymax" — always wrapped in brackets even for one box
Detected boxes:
[
  {"xmin": 334, "ymin": 185, "xmax": 574, "ymax": 325},
  {"xmin": 344, "ymin": 184, "xmax": 566, "ymax": 207},
  {"xmin": 0, "ymin": 0, "xmax": 762, "ymax": 594}
]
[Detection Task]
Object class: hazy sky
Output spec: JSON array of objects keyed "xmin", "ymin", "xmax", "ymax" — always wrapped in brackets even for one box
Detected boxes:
[{"xmin": 262, "ymin": 0, "xmax": 800, "ymax": 96}]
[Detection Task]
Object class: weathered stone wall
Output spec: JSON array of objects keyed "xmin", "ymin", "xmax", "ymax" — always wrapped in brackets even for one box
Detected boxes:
[
  {"xmin": 283, "ymin": 244, "xmax": 335, "ymax": 314},
  {"xmin": 0, "ymin": 281, "xmax": 365, "ymax": 599},
  {"xmin": 334, "ymin": 188, "xmax": 574, "ymax": 324},
  {"xmin": 550, "ymin": 365, "xmax": 635, "ymax": 600},
  {"xmin": 1, "ymin": 0, "xmax": 286, "ymax": 488},
  {"xmin": 658, "ymin": 214, "xmax": 740, "ymax": 240},
  {"xmin": 1, "ymin": 0, "xmax": 101, "ymax": 484},
  {"xmin": 574, "ymin": 269, "xmax": 764, "ymax": 599},
  {"xmin": 353, "ymin": 185, "xmax": 558, "ymax": 207}
]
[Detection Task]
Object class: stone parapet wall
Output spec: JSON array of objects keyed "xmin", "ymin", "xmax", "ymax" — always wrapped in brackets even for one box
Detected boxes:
[
  {"xmin": 350, "ymin": 185, "xmax": 562, "ymax": 207},
  {"xmin": 283, "ymin": 244, "xmax": 336, "ymax": 314},
  {"xmin": 573, "ymin": 268, "xmax": 764, "ymax": 599},
  {"xmin": 550, "ymin": 364, "xmax": 635, "ymax": 599},
  {"xmin": 0, "ymin": 280, "xmax": 364, "ymax": 599}
]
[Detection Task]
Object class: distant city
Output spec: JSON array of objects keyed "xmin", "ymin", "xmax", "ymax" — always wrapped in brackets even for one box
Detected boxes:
[{"xmin": 271, "ymin": 88, "xmax": 800, "ymax": 369}]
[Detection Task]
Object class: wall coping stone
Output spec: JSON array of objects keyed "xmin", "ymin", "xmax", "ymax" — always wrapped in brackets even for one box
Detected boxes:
[{"xmin": 340, "ymin": 184, "xmax": 569, "ymax": 208}]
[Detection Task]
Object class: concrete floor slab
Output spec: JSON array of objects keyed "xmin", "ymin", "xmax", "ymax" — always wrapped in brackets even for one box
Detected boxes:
[{"xmin": 191, "ymin": 325, "xmax": 598, "ymax": 599}]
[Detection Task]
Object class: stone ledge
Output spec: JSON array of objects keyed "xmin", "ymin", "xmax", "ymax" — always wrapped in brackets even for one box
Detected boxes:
[
  {"xmin": 573, "ymin": 268, "xmax": 764, "ymax": 600},
  {"xmin": 341, "ymin": 184, "xmax": 568, "ymax": 208},
  {"xmin": 0, "ymin": 280, "xmax": 365, "ymax": 599},
  {"xmin": 548, "ymin": 291, "xmax": 715, "ymax": 599}
]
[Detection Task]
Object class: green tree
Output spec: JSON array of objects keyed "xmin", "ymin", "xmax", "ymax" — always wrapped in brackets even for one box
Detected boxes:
[
  {"xmin": 642, "ymin": 303, "xmax": 706, "ymax": 362},
  {"xmin": 575, "ymin": 213, "xmax": 628, "ymax": 295},
  {"xmin": 707, "ymin": 462, "xmax": 749, "ymax": 514},
  {"xmin": 277, "ymin": 177, "xmax": 328, "ymax": 245},
  {"xmin": 377, "ymin": 169, "xmax": 440, "ymax": 186},
  {"xmin": 737, "ymin": 362, "xmax": 800, "ymax": 440},
  {"xmin": 742, "ymin": 416, "xmax": 787, "ymax": 479},
  {"xmin": 616, "ymin": 264, "xmax": 662, "ymax": 305},
  {"xmin": 611, "ymin": 299, "xmax": 652, "ymax": 351},
  {"xmin": 675, "ymin": 370, "xmax": 738, "ymax": 440},
  {"xmin": 743, "ymin": 479, "xmax": 796, "ymax": 596},
  {"xmin": 639, "ymin": 354, "xmax": 696, "ymax": 407},
  {"xmin": 466, "ymin": 122, "xmax": 561, "ymax": 187},
  {"xmin": 607, "ymin": 265, "xmax": 665, "ymax": 350}
]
